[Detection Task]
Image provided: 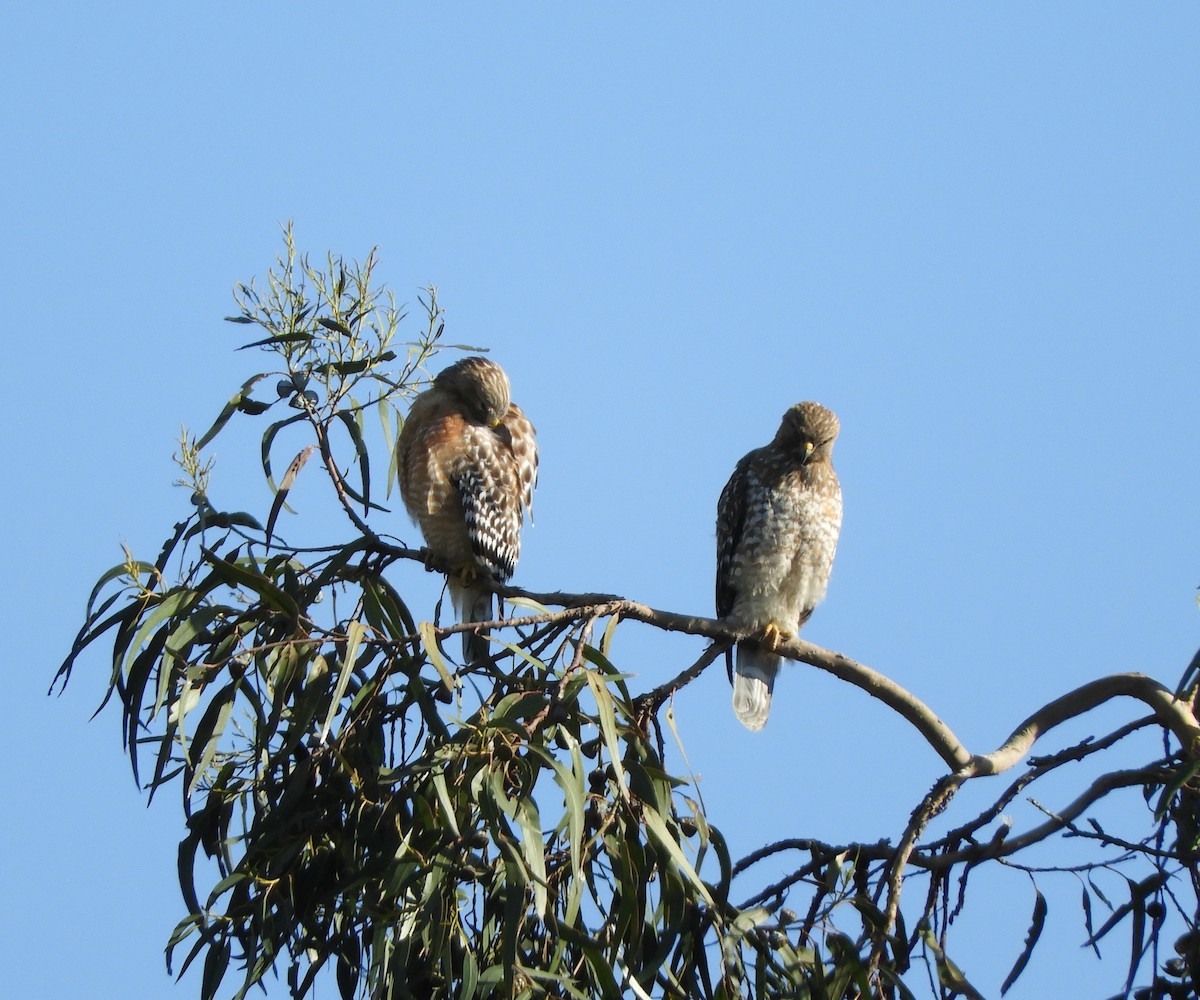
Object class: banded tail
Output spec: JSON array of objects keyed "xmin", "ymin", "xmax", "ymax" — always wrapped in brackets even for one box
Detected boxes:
[{"xmin": 731, "ymin": 644, "xmax": 780, "ymax": 731}]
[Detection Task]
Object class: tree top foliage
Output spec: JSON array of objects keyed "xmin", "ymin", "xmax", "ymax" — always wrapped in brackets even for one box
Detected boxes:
[{"xmin": 55, "ymin": 227, "xmax": 1200, "ymax": 1000}]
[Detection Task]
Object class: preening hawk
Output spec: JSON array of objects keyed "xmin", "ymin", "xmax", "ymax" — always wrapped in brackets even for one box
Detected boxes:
[
  {"xmin": 715, "ymin": 401, "xmax": 842, "ymax": 731},
  {"xmin": 396, "ymin": 356, "xmax": 538, "ymax": 664}
]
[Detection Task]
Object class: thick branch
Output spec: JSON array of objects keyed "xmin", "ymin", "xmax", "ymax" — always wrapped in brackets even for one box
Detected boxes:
[
  {"xmin": 379, "ymin": 543, "xmax": 971, "ymax": 769},
  {"xmin": 969, "ymin": 675, "xmax": 1200, "ymax": 777},
  {"xmin": 379, "ymin": 542, "xmax": 1200, "ymax": 779}
]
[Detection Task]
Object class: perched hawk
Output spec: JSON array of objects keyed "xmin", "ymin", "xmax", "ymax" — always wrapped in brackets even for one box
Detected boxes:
[
  {"xmin": 715, "ymin": 402, "xmax": 842, "ymax": 731},
  {"xmin": 396, "ymin": 356, "xmax": 538, "ymax": 664}
]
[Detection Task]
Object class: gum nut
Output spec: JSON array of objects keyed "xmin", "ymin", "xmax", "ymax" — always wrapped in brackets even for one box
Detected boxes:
[
  {"xmin": 303, "ymin": 389, "xmax": 319, "ymax": 404},
  {"xmin": 276, "ymin": 379, "xmax": 294, "ymax": 397}
]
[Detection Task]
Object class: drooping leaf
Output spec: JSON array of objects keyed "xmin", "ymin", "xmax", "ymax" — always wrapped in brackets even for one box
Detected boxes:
[
  {"xmin": 186, "ymin": 681, "xmax": 237, "ymax": 796},
  {"xmin": 1084, "ymin": 871, "xmax": 1169, "ymax": 948},
  {"xmin": 200, "ymin": 936, "xmax": 230, "ymax": 1000},
  {"xmin": 1000, "ymin": 886, "xmax": 1047, "ymax": 994},
  {"xmin": 265, "ymin": 444, "xmax": 316, "ymax": 547},
  {"xmin": 515, "ymin": 796, "xmax": 549, "ymax": 919},
  {"xmin": 584, "ymin": 667, "xmax": 629, "ymax": 800},
  {"xmin": 333, "ymin": 409, "xmax": 372, "ymax": 510},
  {"xmin": 1081, "ymin": 885, "xmax": 1102, "ymax": 958},
  {"xmin": 196, "ymin": 374, "xmax": 269, "ymax": 450},
  {"xmin": 417, "ymin": 620, "xmax": 456, "ymax": 693},
  {"xmin": 199, "ymin": 546, "xmax": 299, "ymax": 622},
  {"xmin": 1124, "ymin": 876, "xmax": 1149, "ymax": 996},
  {"xmin": 319, "ymin": 619, "xmax": 365, "ymax": 744},
  {"xmin": 259, "ymin": 413, "xmax": 306, "ymax": 493},
  {"xmin": 641, "ymin": 800, "xmax": 714, "ymax": 908}
]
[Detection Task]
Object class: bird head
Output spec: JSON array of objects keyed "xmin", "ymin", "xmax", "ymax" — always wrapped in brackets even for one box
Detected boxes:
[
  {"xmin": 435, "ymin": 356, "xmax": 512, "ymax": 426},
  {"xmin": 775, "ymin": 401, "xmax": 840, "ymax": 463}
]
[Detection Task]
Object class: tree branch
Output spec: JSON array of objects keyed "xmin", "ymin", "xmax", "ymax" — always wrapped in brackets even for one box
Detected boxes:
[{"xmin": 377, "ymin": 541, "xmax": 1200, "ymax": 781}]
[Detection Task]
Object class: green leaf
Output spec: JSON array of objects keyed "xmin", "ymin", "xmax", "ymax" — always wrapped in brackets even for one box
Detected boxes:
[
  {"xmin": 328, "ymin": 349, "xmax": 397, "ymax": 376},
  {"xmin": 1081, "ymin": 886, "xmax": 1101, "ymax": 958},
  {"xmin": 1000, "ymin": 886, "xmax": 1047, "ymax": 994},
  {"xmin": 1124, "ymin": 876, "xmax": 1149, "ymax": 995},
  {"xmin": 259, "ymin": 413, "xmax": 306, "ymax": 493},
  {"xmin": 235, "ymin": 398, "xmax": 271, "ymax": 416},
  {"xmin": 265, "ymin": 444, "xmax": 316, "ymax": 547},
  {"xmin": 318, "ymin": 316, "xmax": 353, "ymax": 335},
  {"xmin": 417, "ymin": 621, "xmax": 457, "ymax": 693},
  {"xmin": 641, "ymin": 800, "xmax": 714, "ymax": 908},
  {"xmin": 360, "ymin": 574, "xmax": 417, "ymax": 641},
  {"xmin": 200, "ymin": 547, "xmax": 299, "ymax": 621},
  {"xmin": 122, "ymin": 590, "xmax": 200, "ymax": 696},
  {"xmin": 460, "ymin": 946, "xmax": 479, "ymax": 1000},
  {"xmin": 1083, "ymin": 871, "xmax": 1168, "ymax": 948},
  {"xmin": 584, "ymin": 668, "xmax": 629, "ymax": 799},
  {"xmin": 528, "ymin": 742, "xmax": 586, "ymax": 879},
  {"xmin": 186, "ymin": 682, "xmax": 237, "ymax": 796},
  {"xmin": 921, "ymin": 927, "xmax": 986, "ymax": 1000},
  {"xmin": 599, "ymin": 614, "xmax": 620, "ymax": 658},
  {"xmin": 1154, "ymin": 757, "xmax": 1200, "ymax": 820},
  {"xmin": 236, "ymin": 331, "xmax": 313, "ymax": 350},
  {"xmin": 333, "ymin": 410, "xmax": 372, "ymax": 510},
  {"xmin": 196, "ymin": 374, "xmax": 268, "ymax": 450},
  {"xmin": 515, "ymin": 796, "xmax": 549, "ymax": 919},
  {"xmin": 431, "ymin": 769, "xmax": 462, "ymax": 840},
  {"xmin": 320, "ymin": 619, "xmax": 365, "ymax": 743},
  {"xmin": 200, "ymin": 937, "xmax": 230, "ymax": 1000}
]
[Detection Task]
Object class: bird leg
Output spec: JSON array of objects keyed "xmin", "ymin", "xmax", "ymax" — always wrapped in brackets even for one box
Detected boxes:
[{"xmin": 759, "ymin": 621, "xmax": 792, "ymax": 651}]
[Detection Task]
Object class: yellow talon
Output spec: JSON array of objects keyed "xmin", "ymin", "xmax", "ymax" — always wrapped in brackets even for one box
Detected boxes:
[
  {"xmin": 760, "ymin": 622, "xmax": 792, "ymax": 651},
  {"xmin": 456, "ymin": 563, "xmax": 480, "ymax": 586}
]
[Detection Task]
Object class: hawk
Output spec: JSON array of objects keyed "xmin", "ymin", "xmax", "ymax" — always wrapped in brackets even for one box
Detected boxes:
[
  {"xmin": 396, "ymin": 356, "xmax": 538, "ymax": 665},
  {"xmin": 715, "ymin": 401, "xmax": 842, "ymax": 731}
]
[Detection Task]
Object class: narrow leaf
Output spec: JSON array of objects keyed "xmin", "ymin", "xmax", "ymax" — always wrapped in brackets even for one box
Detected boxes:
[
  {"xmin": 1081, "ymin": 886, "xmax": 1101, "ymax": 958},
  {"xmin": 236, "ymin": 331, "xmax": 313, "ymax": 350},
  {"xmin": 641, "ymin": 801, "xmax": 714, "ymax": 907},
  {"xmin": 187, "ymin": 685, "xmax": 236, "ymax": 796},
  {"xmin": 515, "ymin": 797, "xmax": 549, "ymax": 919},
  {"xmin": 320, "ymin": 619, "xmax": 365, "ymax": 743},
  {"xmin": 584, "ymin": 668, "xmax": 628, "ymax": 799},
  {"xmin": 416, "ymin": 621, "xmax": 456, "ymax": 693},
  {"xmin": 318, "ymin": 316, "xmax": 352, "ymax": 335},
  {"xmin": 265, "ymin": 445, "xmax": 316, "ymax": 547},
  {"xmin": 259, "ymin": 413, "xmax": 306, "ymax": 492},
  {"xmin": 200, "ymin": 547, "xmax": 299, "ymax": 621},
  {"xmin": 333, "ymin": 410, "xmax": 372, "ymax": 510},
  {"xmin": 431, "ymin": 770, "xmax": 461, "ymax": 839},
  {"xmin": 1125, "ymin": 877, "xmax": 1148, "ymax": 995},
  {"xmin": 1001, "ymin": 886, "xmax": 1047, "ymax": 994},
  {"xmin": 196, "ymin": 374, "xmax": 268, "ymax": 450}
]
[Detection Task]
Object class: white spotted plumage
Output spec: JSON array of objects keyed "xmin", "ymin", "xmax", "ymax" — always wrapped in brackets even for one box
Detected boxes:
[
  {"xmin": 396, "ymin": 357, "xmax": 538, "ymax": 665},
  {"xmin": 716, "ymin": 402, "xmax": 842, "ymax": 731}
]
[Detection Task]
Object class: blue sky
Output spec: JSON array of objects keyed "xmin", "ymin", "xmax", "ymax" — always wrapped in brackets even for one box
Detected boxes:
[{"xmin": 4, "ymin": 4, "xmax": 1198, "ymax": 997}]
